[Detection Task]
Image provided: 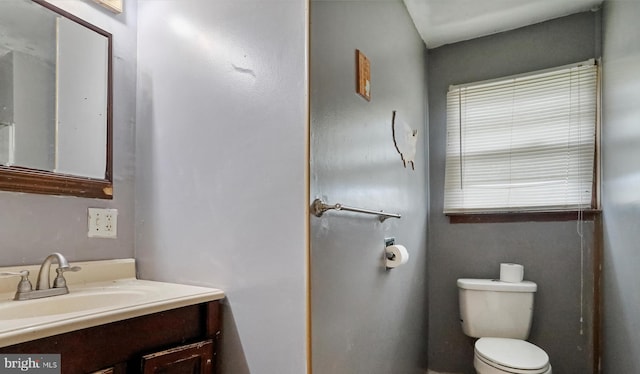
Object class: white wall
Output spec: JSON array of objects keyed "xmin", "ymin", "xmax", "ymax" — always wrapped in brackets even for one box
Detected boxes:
[
  {"xmin": 601, "ymin": 0, "xmax": 640, "ymax": 372},
  {"xmin": 55, "ymin": 17, "xmax": 108, "ymax": 179},
  {"xmin": 135, "ymin": 1, "xmax": 308, "ymax": 373}
]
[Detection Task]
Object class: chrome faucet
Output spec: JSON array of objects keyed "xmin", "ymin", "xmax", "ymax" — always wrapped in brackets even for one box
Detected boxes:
[
  {"xmin": 36, "ymin": 252, "xmax": 80, "ymax": 291},
  {"xmin": 0, "ymin": 253, "xmax": 81, "ymax": 301}
]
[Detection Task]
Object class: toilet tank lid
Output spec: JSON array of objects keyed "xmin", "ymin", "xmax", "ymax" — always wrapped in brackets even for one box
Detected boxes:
[{"xmin": 457, "ymin": 278, "xmax": 537, "ymax": 292}]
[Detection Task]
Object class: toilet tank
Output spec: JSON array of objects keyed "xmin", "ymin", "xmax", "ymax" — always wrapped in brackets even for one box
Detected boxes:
[{"xmin": 457, "ymin": 278, "xmax": 537, "ymax": 339}]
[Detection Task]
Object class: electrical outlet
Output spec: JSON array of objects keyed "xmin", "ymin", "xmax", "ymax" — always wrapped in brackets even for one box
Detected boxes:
[{"xmin": 88, "ymin": 208, "xmax": 118, "ymax": 238}]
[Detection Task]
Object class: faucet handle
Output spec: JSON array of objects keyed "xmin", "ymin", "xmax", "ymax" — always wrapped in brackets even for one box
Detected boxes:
[
  {"xmin": 0, "ymin": 270, "xmax": 33, "ymax": 293},
  {"xmin": 53, "ymin": 266, "xmax": 81, "ymax": 288},
  {"xmin": 0, "ymin": 270, "xmax": 28, "ymax": 277}
]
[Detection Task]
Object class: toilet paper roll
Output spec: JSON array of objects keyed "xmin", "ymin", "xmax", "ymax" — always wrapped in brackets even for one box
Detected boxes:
[
  {"xmin": 386, "ymin": 245, "xmax": 409, "ymax": 268},
  {"xmin": 500, "ymin": 263, "xmax": 524, "ymax": 283}
]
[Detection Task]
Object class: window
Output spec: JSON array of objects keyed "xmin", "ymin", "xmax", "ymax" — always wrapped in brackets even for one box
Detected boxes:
[{"xmin": 444, "ymin": 60, "xmax": 598, "ymax": 214}]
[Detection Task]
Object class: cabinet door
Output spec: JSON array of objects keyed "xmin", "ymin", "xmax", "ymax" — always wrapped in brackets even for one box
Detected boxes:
[{"xmin": 140, "ymin": 340, "xmax": 213, "ymax": 374}]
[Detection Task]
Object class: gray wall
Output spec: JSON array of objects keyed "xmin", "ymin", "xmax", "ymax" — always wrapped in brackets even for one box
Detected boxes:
[
  {"xmin": 427, "ymin": 12, "xmax": 600, "ymax": 374},
  {"xmin": 0, "ymin": 52, "xmax": 13, "ymax": 128},
  {"xmin": 0, "ymin": 52, "xmax": 14, "ymax": 165},
  {"xmin": 0, "ymin": 50, "xmax": 55, "ymax": 171},
  {"xmin": 0, "ymin": 0, "xmax": 137, "ymax": 266},
  {"xmin": 135, "ymin": 1, "xmax": 308, "ymax": 373},
  {"xmin": 601, "ymin": 0, "xmax": 640, "ymax": 373},
  {"xmin": 310, "ymin": 2, "xmax": 428, "ymax": 373},
  {"xmin": 13, "ymin": 51, "xmax": 54, "ymax": 171}
]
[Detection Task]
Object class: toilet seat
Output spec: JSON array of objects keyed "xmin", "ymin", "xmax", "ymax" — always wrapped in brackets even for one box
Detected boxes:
[{"xmin": 475, "ymin": 337, "xmax": 550, "ymax": 374}]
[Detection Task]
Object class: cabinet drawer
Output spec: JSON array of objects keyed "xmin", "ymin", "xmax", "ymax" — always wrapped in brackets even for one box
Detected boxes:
[{"xmin": 141, "ymin": 340, "xmax": 213, "ymax": 374}]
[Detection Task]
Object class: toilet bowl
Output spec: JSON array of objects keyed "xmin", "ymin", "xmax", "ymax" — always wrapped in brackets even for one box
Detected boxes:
[
  {"xmin": 473, "ymin": 338, "xmax": 552, "ymax": 374},
  {"xmin": 457, "ymin": 278, "xmax": 552, "ymax": 374}
]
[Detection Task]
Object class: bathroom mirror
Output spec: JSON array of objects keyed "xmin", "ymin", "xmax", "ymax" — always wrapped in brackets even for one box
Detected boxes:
[{"xmin": 0, "ymin": 0, "xmax": 112, "ymax": 199}]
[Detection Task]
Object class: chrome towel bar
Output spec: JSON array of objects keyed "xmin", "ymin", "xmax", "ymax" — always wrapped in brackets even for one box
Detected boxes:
[{"xmin": 311, "ymin": 198, "xmax": 401, "ymax": 222}]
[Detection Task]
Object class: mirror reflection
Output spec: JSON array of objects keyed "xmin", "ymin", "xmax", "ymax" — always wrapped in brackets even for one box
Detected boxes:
[{"xmin": 0, "ymin": 0, "xmax": 109, "ymax": 181}]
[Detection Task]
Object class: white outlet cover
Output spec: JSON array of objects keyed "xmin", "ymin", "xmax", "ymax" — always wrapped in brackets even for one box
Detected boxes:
[{"xmin": 88, "ymin": 208, "xmax": 118, "ymax": 238}]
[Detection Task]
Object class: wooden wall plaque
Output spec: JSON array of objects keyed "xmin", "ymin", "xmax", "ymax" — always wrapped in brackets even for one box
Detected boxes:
[{"xmin": 356, "ymin": 49, "xmax": 371, "ymax": 101}]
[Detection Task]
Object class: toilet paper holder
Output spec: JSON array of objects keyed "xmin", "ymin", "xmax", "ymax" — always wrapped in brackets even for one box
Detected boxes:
[
  {"xmin": 385, "ymin": 238, "xmax": 396, "ymax": 259},
  {"xmin": 385, "ymin": 240, "xmax": 409, "ymax": 269}
]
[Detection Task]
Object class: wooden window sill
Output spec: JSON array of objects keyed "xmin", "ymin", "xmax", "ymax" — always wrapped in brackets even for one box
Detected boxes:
[{"xmin": 447, "ymin": 210, "xmax": 601, "ymax": 224}]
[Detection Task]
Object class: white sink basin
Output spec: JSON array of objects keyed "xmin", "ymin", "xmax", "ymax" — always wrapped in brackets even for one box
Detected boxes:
[{"xmin": 0, "ymin": 289, "xmax": 147, "ymax": 320}]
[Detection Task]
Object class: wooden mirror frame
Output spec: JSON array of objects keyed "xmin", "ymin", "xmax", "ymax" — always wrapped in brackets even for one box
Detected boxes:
[{"xmin": 0, "ymin": 0, "xmax": 113, "ymax": 199}]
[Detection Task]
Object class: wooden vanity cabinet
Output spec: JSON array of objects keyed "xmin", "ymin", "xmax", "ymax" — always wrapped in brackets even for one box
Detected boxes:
[
  {"xmin": 140, "ymin": 339, "xmax": 214, "ymax": 373},
  {"xmin": 0, "ymin": 300, "xmax": 221, "ymax": 374}
]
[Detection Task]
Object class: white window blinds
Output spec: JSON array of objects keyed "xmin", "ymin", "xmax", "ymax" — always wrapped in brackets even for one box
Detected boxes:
[{"xmin": 444, "ymin": 60, "xmax": 598, "ymax": 214}]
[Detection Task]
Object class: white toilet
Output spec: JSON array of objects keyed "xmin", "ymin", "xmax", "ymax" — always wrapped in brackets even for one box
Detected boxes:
[{"xmin": 457, "ymin": 278, "xmax": 552, "ymax": 374}]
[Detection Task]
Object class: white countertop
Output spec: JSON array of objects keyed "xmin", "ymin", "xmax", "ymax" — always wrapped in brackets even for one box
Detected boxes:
[{"xmin": 0, "ymin": 259, "xmax": 225, "ymax": 348}]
